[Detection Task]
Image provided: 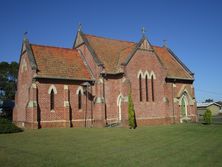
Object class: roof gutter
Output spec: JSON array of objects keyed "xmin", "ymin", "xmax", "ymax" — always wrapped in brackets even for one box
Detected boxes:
[
  {"xmin": 34, "ymin": 75, "xmax": 95, "ymax": 82},
  {"xmin": 100, "ymin": 71, "xmax": 124, "ymax": 75},
  {"xmin": 166, "ymin": 76, "xmax": 194, "ymax": 84}
]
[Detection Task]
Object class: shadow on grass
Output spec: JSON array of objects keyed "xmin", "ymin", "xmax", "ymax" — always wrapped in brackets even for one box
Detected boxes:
[{"xmin": 0, "ymin": 117, "xmax": 23, "ymax": 134}]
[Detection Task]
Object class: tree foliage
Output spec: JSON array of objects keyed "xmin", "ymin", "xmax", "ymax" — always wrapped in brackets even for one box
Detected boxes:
[
  {"xmin": 0, "ymin": 61, "xmax": 18, "ymax": 120},
  {"xmin": 205, "ymin": 99, "xmax": 214, "ymax": 103},
  {"xmin": 203, "ymin": 109, "xmax": 212, "ymax": 124},
  {"xmin": 0, "ymin": 61, "xmax": 18, "ymax": 100},
  {"xmin": 128, "ymin": 92, "xmax": 137, "ymax": 129}
]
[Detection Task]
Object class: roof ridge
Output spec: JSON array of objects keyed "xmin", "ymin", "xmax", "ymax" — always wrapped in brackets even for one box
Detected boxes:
[
  {"xmin": 116, "ymin": 43, "xmax": 137, "ymax": 67},
  {"xmin": 31, "ymin": 44, "xmax": 75, "ymax": 51},
  {"xmin": 85, "ymin": 33, "xmax": 136, "ymax": 44}
]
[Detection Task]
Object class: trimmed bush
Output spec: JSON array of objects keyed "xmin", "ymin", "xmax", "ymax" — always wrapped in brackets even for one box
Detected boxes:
[
  {"xmin": 128, "ymin": 92, "xmax": 137, "ymax": 129},
  {"xmin": 0, "ymin": 118, "xmax": 23, "ymax": 134},
  {"xmin": 203, "ymin": 109, "xmax": 212, "ymax": 124}
]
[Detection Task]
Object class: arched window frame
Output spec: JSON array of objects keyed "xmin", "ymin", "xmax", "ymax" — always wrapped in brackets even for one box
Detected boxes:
[
  {"xmin": 48, "ymin": 85, "xmax": 57, "ymax": 112},
  {"xmin": 76, "ymin": 86, "xmax": 84, "ymax": 110},
  {"xmin": 78, "ymin": 90, "xmax": 82, "ymax": 110},
  {"xmin": 50, "ymin": 89, "xmax": 55, "ymax": 111},
  {"xmin": 151, "ymin": 75, "xmax": 155, "ymax": 102},
  {"xmin": 139, "ymin": 74, "xmax": 142, "ymax": 102},
  {"xmin": 180, "ymin": 94, "xmax": 188, "ymax": 117},
  {"xmin": 145, "ymin": 74, "xmax": 148, "ymax": 101}
]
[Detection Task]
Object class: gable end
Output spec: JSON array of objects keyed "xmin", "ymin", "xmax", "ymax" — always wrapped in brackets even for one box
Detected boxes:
[
  {"xmin": 73, "ymin": 31, "xmax": 103, "ymax": 66},
  {"xmin": 19, "ymin": 38, "xmax": 37, "ymax": 71}
]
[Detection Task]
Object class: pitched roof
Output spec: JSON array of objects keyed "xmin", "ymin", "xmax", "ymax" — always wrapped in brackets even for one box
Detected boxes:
[
  {"xmin": 84, "ymin": 34, "xmax": 136, "ymax": 73},
  {"xmin": 153, "ymin": 46, "xmax": 193, "ymax": 79},
  {"xmin": 83, "ymin": 33, "xmax": 193, "ymax": 79},
  {"xmin": 197, "ymin": 102, "xmax": 222, "ymax": 108},
  {"xmin": 216, "ymin": 101, "xmax": 222, "ymax": 106},
  {"xmin": 30, "ymin": 44, "xmax": 92, "ymax": 80}
]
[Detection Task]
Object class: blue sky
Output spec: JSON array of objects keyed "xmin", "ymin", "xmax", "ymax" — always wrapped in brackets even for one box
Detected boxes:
[{"xmin": 1, "ymin": 0, "xmax": 222, "ymax": 102}]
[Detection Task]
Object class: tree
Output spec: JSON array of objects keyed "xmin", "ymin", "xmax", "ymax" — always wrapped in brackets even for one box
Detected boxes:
[
  {"xmin": 128, "ymin": 92, "xmax": 137, "ymax": 129},
  {"xmin": 205, "ymin": 99, "xmax": 213, "ymax": 103},
  {"xmin": 0, "ymin": 61, "xmax": 18, "ymax": 101},
  {"xmin": 203, "ymin": 109, "xmax": 212, "ymax": 124},
  {"xmin": 0, "ymin": 61, "xmax": 18, "ymax": 120}
]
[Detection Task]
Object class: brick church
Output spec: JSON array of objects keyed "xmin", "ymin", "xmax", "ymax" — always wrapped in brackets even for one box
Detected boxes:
[{"xmin": 13, "ymin": 28, "xmax": 197, "ymax": 128}]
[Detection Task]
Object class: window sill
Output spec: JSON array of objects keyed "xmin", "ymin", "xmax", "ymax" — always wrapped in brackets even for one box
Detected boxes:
[{"xmin": 50, "ymin": 109, "xmax": 55, "ymax": 113}]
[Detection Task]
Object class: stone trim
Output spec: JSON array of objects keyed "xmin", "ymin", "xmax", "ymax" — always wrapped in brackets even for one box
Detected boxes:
[
  {"xmin": 64, "ymin": 101, "xmax": 70, "ymax": 107},
  {"xmin": 122, "ymin": 96, "xmax": 128, "ymax": 102},
  {"xmin": 174, "ymin": 98, "xmax": 179, "ymax": 103},
  {"xmin": 50, "ymin": 109, "xmax": 55, "ymax": 113},
  {"xmin": 96, "ymin": 78, "xmax": 103, "ymax": 84},
  {"xmin": 117, "ymin": 94, "xmax": 128, "ymax": 105},
  {"xmin": 31, "ymin": 83, "xmax": 37, "ymax": 89},
  {"xmin": 94, "ymin": 97, "xmax": 105, "ymax": 104},
  {"xmin": 163, "ymin": 97, "xmax": 169, "ymax": 103},
  {"xmin": 177, "ymin": 88, "xmax": 194, "ymax": 105},
  {"xmin": 137, "ymin": 70, "xmax": 143, "ymax": 79},
  {"xmin": 48, "ymin": 85, "xmax": 57, "ymax": 94},
  {"xmin": 21, "ymin": 59, "xmax": 27, "ymax": 73},
  {"xmin": 76, "ymin": 86, "xmax": 84, "ymax": 95},
  {"xmin": 144, "ymin": 70, "xmax": 150, "ymax": 79},
  {"xmin": 107, "ymin": 118, "xmax": 118, "ymax": 121},
  {"xmin": 136, "ymin": 116, "xmax": 166, "ymax": 120},
  {"xmin": 27, "ymin": 100, "xmax": 37, "ymax": 108},
  {"xmin": 150, "ymin": 71, "xmax": 156, "ymax": 79},
  {"xmin": 73, "ymin": 119, "xmax": 93, "ymax": 122},
  {"xmin": 38, "ymin": 120, "xmax": 67, "ymax": 123},
  {"xmin": 137, "ymin": 70, "xmax": 156, "ymax": 79}
]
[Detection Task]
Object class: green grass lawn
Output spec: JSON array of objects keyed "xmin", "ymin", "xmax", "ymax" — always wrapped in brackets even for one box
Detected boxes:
[{"xmin": 0, "ymin": 124, "xmax": 222, "ymax": 167}]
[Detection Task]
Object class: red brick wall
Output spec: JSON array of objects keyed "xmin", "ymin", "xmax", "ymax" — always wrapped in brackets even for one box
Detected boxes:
[
  {"xmin": 13, "ymin": 52, "xmax": 34, "ymax": 125},
  {"xmin": 14, "ymin": 41, "xmax": 197, "ymax": 128},
  {"xmin": 126, "ymin": 49, "xmax": 168, "ymax": 120},
  {"xmin": 103, "ymin": 76, "xmax": 123, "ymax": 123},
  {"xmin": 173, "ymin": 83, "xmax": 197, "ymax": 122},
  {"xmin": 35, "ymin": 80, "xmax": 94, "ymax": 128},
  {"xmin": 78, "ymin": 44, "xmax": 101, "ymax": 78}
]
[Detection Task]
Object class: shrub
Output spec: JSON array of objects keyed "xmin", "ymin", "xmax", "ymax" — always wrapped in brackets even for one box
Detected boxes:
[
  {"xmin": 128, "ymin": 92, "xmax": 137, "ymax": 129},
  {"xmin": 0, "ymin": 118, "xmax": 23, "ymax": 134},
  {"xmin": 203, "ymin": 109, "xmax": 212, "ymax": 124}
]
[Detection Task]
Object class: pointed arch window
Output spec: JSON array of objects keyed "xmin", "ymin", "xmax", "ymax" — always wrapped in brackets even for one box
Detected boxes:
[
  {"xmin": 145, "ymin": 75, "xmax": 148, "ymax": 101},
  {"xmin": 181, "ymin": 96, "xmax": 186, "ymax": 116},
  {"xmin": 139, "ymin": 74, "xmax": 142, "ymax": 101},
  {"xmin": 78, "ymin": 90, "xmax": 82, "ymax": 110},
  {"xmin": 151, "ymin": 75, "xmax": 154, "ymax": 101},
  {"xmin": 50, "ymin": 89, "xmax": 55, "ymax": 110}
]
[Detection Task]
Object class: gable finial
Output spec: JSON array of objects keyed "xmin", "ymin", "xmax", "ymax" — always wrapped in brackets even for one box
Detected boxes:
[
  {"xmin": 141, "ymin": 27, "xmax": 146, "ymax": 36},
  {"xmin": 78, "ymin": 23, "xmax": 82, "ymax": 32},
  {"xmin": 23, "ymin": 31, "xmax": 28, "ymax": 40},
  {"xmin": 163, "ymin": 39, "xmax": 168, "ymax": 48}
]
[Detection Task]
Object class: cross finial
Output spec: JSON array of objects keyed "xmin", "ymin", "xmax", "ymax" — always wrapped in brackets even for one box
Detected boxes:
[
  {"xmin": 78, "ymin": 23, "xmax": 82, "ymax": 32},
  {"xmin": 23, "ymin": 31, "xmax": 28, "ymax": 40},
  {"xmin": 163, "ymin": 39, "xmax": 168, "ymax": 48},
  {"xmin": 141, "ymin": 27, "xmax": 146, "ymax": 36}
]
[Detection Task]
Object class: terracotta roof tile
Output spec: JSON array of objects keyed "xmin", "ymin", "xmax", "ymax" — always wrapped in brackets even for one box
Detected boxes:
[
  {"xmin": 84, "ymin": 34, "xmax": 193, "ymax": 79},
  {"xmin": 153, "ymin": 46, "xmax": 193, "ymax": 79},
  {"xmin": 84, "ymin": 34, "xmax": 135, "ymax": 72},
  {"xmin": 31, "ymin": 44, "xmax": 91, "ymax": 80}
]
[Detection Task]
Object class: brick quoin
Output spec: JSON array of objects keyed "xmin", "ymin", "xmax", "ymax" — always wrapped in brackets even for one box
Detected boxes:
[{"xmin": 13, "ymin": 30, "xmax": 197, "ymax": 128}]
